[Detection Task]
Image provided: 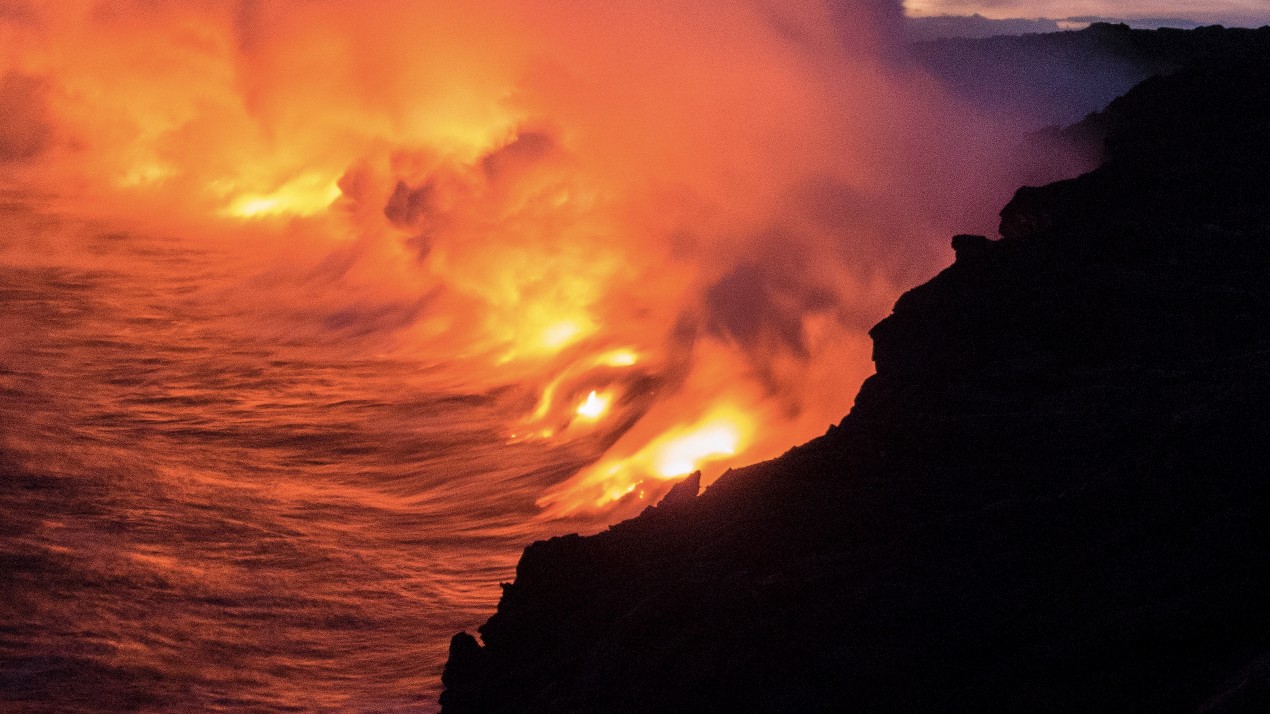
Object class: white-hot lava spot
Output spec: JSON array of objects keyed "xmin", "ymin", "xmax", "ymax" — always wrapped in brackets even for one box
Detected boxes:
[{"xmin": 575, "ymin": 391, "xmax": 611, "ymax": 421}]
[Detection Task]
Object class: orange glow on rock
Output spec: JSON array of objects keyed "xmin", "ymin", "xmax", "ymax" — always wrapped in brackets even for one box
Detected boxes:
[
  {"xmin": 653, "ymin": 421, "xmax": 740, "ymax": 478},
  {"xmin": 541, "ymin": 403, "xmax": 755, "ymax": 512}
]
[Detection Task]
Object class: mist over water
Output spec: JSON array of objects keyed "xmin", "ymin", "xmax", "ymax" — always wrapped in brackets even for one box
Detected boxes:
[
  {"xmin": 0, "ymin": 1, "xmax": 1104, "ymax": 711},
  {"xmin": 0, "ymin": 205, "xmax": 614, "ymax": 711}
]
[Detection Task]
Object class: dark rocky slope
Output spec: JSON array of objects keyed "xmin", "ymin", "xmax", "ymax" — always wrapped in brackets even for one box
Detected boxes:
[{"xmin": 441, "ymin": 48, "xmax": 1270, "ymax": 713}]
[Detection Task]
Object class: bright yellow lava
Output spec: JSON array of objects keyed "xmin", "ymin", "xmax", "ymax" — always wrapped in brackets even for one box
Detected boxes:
[
  {"xmin": 653, "ymin": 422, "xmax": 740, "ymax": 477},
  {"xmin": 599, "ymin": 349, "xmax": 638, "ymax": 367},
  {"xmin": 539, "ymin": 321, "xmax": 583, "ymax": 351},
  {"xmin": 563, "ymin": 406, "xmax": 752, "ymax": 510},
  {"xmin": 575, "ymin": 390, "xmax": 610, "ymax": 420},
  {"xmin": 223, "ymin": 173, "xmax": 341, "ymax": 219}
]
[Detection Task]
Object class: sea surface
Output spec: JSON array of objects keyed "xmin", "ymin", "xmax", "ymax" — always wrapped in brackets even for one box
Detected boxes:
[{"xmin": 0, "ymin": 204, "xmax": 607, "ymax": 712}]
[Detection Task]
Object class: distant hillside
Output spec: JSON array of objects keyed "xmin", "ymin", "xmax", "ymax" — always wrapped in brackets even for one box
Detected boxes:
[
  {"xmin": 904, "ymin": 14, "xmax": 1063, "ymax": 42},
  {"xmin": 914, "ymin": 23, "xmax": 1270, "ymax": 125},
  {"xmin": 904, "ymin": 15, "xmax": 1206, "ymax": 43}
]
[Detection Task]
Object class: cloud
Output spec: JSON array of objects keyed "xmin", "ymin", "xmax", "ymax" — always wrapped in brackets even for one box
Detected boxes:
[{"xmin": 0, "ymin": 72, "xmax": 51, "ymax": 163}]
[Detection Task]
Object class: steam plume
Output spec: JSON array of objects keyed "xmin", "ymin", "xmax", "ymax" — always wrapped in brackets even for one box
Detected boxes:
[{"xmin": 0, "ymin": 0, "xmax": 1088, "ymax": 516}]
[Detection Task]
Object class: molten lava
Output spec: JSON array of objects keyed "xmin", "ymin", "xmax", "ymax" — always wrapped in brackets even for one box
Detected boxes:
[
  {"xmin": 223, "ymin": 173, "xmax": 343, "ymax": 219},
  {"xmin": 575, "ymin": 391, "xmax": 610, "ymax": 421},
  {"xmin": 653, "ymin": 421, "xmax": 741, "ymax": 478}
]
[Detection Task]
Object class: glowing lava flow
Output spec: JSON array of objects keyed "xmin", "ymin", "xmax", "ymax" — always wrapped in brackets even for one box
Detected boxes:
[
  {"xmin": 601, "ymin": 349, "xmax": 638, "ymax": 367},
  {"xmin": 521, "ymin": 349, "xmax": 642, "ymax": 429},
  {"xmin": 223, "ymin": 173, "xmax": 343, "ymax": 219},
  {"xmin": 635, "ymin": 408, "xmax": 751, "ymax": 484},
  {"xmin": 654, "ymin": 421, "xmax": 739, "ymax": 477},
  {"xmin": 575, "ymin": 391, "xmax": 610, "ymax": 421},
  {"xmin": 544, "ymin": 404, "xmax": 754, "ymax": 510}
]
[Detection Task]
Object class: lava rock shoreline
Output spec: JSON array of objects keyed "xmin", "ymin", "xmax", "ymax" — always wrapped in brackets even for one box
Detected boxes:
[{"xmin": 441, "ymin": 34, "xmax": 1270, "ymax": 714}]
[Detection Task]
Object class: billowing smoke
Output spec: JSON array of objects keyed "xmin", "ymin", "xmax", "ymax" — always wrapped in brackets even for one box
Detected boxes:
[{"xmin": 0, "ymin": 0, "xmax": 1089, "ymax": 517}]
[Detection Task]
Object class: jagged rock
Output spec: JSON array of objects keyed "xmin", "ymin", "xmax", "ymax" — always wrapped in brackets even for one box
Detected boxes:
[
  {"xmin": 441, "ymin": 31, "xmax": 1270, "ymax": 714},
  {"xmin": 438, "ymin": 632, "xmax": 491, "ymax": 714},
  {"xmin": 1199, "ymin": 650, "xmax": 1270, "ymax": 713},
  {"xmin": 653, "ymin": 471, "xmax": 700, "ymax": 510},
  {"xmin": 949, "ymin": 233, "xmax": 991, "ymax": 258}
]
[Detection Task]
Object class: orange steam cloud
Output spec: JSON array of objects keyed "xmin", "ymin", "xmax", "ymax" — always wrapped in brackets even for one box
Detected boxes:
[{"xmin": 0, "ymin": 1, "xmax": 1087, "ymax": 518}]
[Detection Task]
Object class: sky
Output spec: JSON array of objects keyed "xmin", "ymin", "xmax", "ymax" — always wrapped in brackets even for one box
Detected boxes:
[{"xmin": 904, "ymin": 0, "xmax": 1270, "ymax": 26}]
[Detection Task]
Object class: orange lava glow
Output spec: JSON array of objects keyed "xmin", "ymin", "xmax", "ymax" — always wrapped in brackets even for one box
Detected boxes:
[
  {"xmin": 223, "ymin": 173, "xmax": 343, "ymax": 219},
  {"xmin": 575, "ymin": 391, "xmax": 611, "ymax": 421},
  {"xmin": 550, "ymin": 405, "xmax": 753, "ymax": 509},
  {"xmin": 600, "ymin": 349, "xmax": 639, "ymax": 367},
  {"xmin": 0, "ymin": 0, "xmax": 1056, "ymax": 520},
  {"xmin": 655, "ymin": 424, "xmax": 741, "ymax": 478}
]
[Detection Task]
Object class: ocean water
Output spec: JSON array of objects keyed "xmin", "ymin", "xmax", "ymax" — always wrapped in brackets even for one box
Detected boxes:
[{"xmin": 0, "ymin": 204, "xmax": 606, "ymax": 712}]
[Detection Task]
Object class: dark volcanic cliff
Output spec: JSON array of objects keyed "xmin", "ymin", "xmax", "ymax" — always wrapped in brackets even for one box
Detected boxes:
[{"xmin": 441, "ymin": 47, "xmax": 1270, "ymax": 714}]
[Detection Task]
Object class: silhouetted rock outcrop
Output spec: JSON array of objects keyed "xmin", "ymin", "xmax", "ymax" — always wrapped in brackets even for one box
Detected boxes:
[
  {"xmin": 439, "ymin": 632, "xmax": 491, "ymax": 714},
  {"xmin": 441, "ymin": 40, "xmax": 1270, "ymax": 714}
]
